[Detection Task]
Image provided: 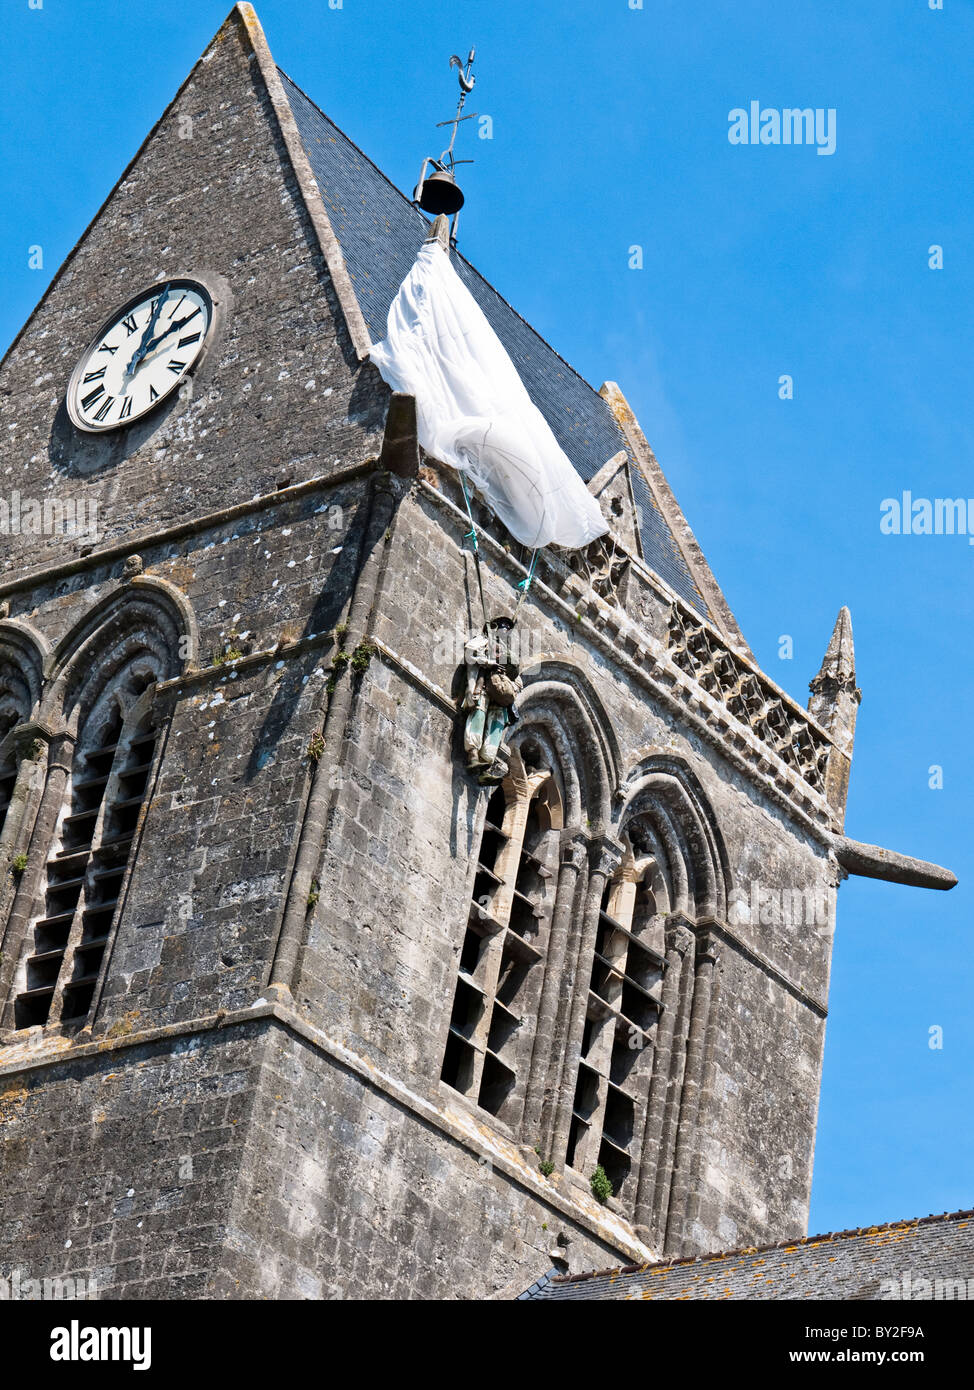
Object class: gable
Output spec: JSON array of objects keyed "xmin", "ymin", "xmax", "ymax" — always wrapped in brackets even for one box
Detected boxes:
[
  {"xmin": 585, "ymin": 450, "xmax": 643, "ymax": 558},
  {"xmin": 0, "ymin": 6, "xmax": 385, "ymax": 578}
]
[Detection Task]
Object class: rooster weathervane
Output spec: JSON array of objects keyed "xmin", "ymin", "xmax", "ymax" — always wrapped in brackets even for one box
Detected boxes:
[{"xmin": 414, "ymin": 48, "xmax": 478, "ymax": 229}]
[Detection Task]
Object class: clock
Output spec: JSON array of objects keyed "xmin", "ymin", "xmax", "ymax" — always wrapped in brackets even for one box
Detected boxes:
[{"xmin": 67, "ymin": 278, "xmax": 213, "ymax": 432}]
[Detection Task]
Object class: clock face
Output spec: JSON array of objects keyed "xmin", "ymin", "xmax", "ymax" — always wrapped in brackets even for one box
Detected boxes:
[{"xmin": 67, "ymin": 279, "xmax": 212, "ymax": 432}]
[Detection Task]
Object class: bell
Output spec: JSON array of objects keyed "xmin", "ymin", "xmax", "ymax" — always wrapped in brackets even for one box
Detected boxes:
[{"xmin": 419, "ymin": 169, "xmax": 465, "ymax": 215}]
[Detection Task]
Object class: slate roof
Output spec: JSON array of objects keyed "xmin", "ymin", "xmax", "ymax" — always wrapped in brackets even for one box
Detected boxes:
[
  {"xmin": 522, "ymin": 1208, "xmax": 974, "ymax": 1300},
  {"xmin": 279, "ymin": 69, "xmax": 709, "ymax": 617}
]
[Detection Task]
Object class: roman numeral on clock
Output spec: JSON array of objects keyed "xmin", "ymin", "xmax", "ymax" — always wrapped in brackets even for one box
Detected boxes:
[
  {"xmin": 81, "ymin": 384, "xmax": 105, "ymax": 411},
  {"xmin": 167, "ymin": 359, "xmax": 186, "ymax": 375},
  {"xmin": 118, "ymin": 396, "xmax": 133, "ymax": 420},
  {"xmin": 122, "ymin": 313, "xmax": 139, "ymax": 335},
  {"xmin": 149, "ymin": 385, "xmax": 160, "ymax": 402},
  {"xmin": 94, "ymin": 396, "xmax": 115, "ymax": 422},
  {"xmin": 178, "ymin": 333, "xmax": 201, "ymax": 348},
  {"xmin": 83, "ymin": 368, "xmax": 106, "ymax": 383},
  {"xmin": 98, "ymin": 342, "xmax": 118, "ymax": 356}
]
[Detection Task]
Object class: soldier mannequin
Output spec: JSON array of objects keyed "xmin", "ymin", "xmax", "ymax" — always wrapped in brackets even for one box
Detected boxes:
[{"xmin": 462, "ymin": 615, "xmax": 523, "ymax": 785}]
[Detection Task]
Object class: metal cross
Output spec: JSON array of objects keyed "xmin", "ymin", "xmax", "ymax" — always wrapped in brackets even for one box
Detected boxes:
[{"xmin": 436, "ymin": 48, "xmax": 478, "ymax": 173}]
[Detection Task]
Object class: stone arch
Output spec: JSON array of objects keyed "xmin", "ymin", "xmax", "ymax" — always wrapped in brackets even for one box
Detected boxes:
[
  {"xmin": 615, "ymin": 754, "xmax": 729, "ymax": 920},
  {"xmin": 41, "ymin": 577, "xmax": 194, "ymax": 734},
  {"xmin": 513, "ymin": 660, "xmax": 619, "ymax": 831},
  {"xmin": 0, "ymin": 620, "xmax": 48, "ymax": 751}
]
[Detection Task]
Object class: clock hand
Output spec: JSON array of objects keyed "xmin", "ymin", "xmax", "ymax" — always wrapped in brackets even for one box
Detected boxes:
[
  {"xmin": 124, "ymin": 285, "xmax": 170, "ymax": 379},
  {"xmin": 139, "ymin": 311, "xmax": 201, "ymax": 360},
  {"xmin": 124, "ymin": 312, "xmax": 164, "ymax": 380}
]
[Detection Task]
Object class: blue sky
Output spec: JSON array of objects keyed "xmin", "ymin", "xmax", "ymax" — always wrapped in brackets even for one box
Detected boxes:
[{"xmin": 1, "ymin": 0, "xmax": 971, "ymax": 1236}]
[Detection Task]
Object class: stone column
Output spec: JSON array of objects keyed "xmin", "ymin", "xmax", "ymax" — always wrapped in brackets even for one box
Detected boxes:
[
  {"xmin": 0, "ymin": 727, "xmax": 47, "ymax": 862},
  {"xmin": 0, "ymin": 729, "xmax": 49, "ymax": 949},
  {"xmin": 663, "ymin": 931, "xmax": 719, "ymax": 1255},
  {"xmin": 522, "ymin": 829, "xmax": 587, "ymax": 1143},
  {"xmin": 549, "ymin": 835, "xmax": 623, "ymax": 1167},
  {"xmin": 0, "ymin": 729, "xmax": 70, "ymax": 1030},
  {"xmin": 633, "ymin": 918, "xmax": 693, "ymax": 1242},
  {"xmin": 680, "ymin": 957, "xmax": 723, "ymax": 1249},
  {"xmin": 653, "ymin": 918, "xmax": 698, "ymax": 1238}
]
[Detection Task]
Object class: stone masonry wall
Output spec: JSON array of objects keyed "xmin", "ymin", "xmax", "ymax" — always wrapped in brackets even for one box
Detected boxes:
[
  {"xmin": 0, "ymin": 1024, "xmax": 263, "ymax": 1300},
  {"xmin": 0, "ymin": 474, "xmax": 372, "ymax": 1034},
  {"xmin": 214, "ymin": 1022, "xmax": 632, "ymax": 1300},
  {"xmin": 297, "ymin": 476, "xmax": 838, "ymax": 1259}
]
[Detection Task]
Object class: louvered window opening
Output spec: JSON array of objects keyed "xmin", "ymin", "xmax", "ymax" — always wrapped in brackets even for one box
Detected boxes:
[
  {"xmin": 15, "ymin": 719, "xmax": 157, "ymax": 1029},
  {"xmin": 441, "ymin": 786, "xmax": 553, "ymax": 1123},
  {"xmin": 567, "ymin": 879, "xmax": 666, "ymax": 1198}
]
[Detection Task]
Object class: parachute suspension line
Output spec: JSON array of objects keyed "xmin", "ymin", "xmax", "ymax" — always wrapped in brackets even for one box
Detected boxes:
[
  {"xmin": 459, "ymin": 473, "xmax": 540, "ymax": 627},
  {"xmin": 512, "ymin": 547, "xmax": 539, "ymax": 621},
  {"xmin": 459, "ymin": 472, "xmax": 489, "ymax": 628}
]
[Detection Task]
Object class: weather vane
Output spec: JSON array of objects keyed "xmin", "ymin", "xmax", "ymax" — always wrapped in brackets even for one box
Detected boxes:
[{"xmin": 413, "ymin": 48, "xmax": 477, "ymax": 226}]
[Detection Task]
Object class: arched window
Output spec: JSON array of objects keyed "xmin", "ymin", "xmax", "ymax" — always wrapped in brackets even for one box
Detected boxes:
[
  {"xmin": 4, "ymin": 582, "xmax": 189, "ymax": 1034},
  {"xmin": 441, "ymin": 751, "xmax": 561, "ymax": 1127},
  {"xmin": 560, "ymin": 760, "xmax": 728, "ymax": 1234},
  {"xmin": 14, "ymin": 670, "xmax": 159, "ymax": 1028},
  {"xmin": 567, "ymin": 838, "xmax": 666, "ymax": 1201},
  {"xmin": 442, "ymin": 671, "xmax": 621, "ymax": 1154}
]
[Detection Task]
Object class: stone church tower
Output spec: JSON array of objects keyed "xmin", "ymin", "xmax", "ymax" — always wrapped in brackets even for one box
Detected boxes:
[{"xmin": 0, "ymin": 6, "xmax": 954, "ymax": 1299}]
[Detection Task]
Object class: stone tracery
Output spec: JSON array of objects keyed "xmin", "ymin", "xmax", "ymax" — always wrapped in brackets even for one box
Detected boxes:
[{"xmin": 668, "ymin": 604, "xmax": 830, "ymax": 793}]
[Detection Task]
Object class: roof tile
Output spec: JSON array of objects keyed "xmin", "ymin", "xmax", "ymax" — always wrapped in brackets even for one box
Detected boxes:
[{"xmin": 523, "ymin": 1207, "xmax": 974, "ymax": 1300}]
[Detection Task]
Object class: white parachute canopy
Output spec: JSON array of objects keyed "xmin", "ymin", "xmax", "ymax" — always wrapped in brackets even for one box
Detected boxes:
[{"xmin": 369, "ymin": 239, "xmax": 609, "ymax": 551}]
